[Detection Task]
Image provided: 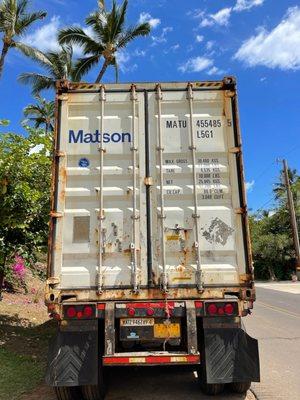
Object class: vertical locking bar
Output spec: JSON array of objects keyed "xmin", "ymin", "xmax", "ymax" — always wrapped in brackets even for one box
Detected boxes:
[
  {"xmin": 187, "ymin": 83, "xmax": 203, "ymax": 291},
  {"xmin": 156, "ymin": 85, "xmax": 168, "ymax": 292},
  {"xmin": 130, "ymin": 85, "xmax": 139, "ymax": 293},
  {"xmin": 97, "ymin": 85, "xmax": 106, "ymax": 294}
]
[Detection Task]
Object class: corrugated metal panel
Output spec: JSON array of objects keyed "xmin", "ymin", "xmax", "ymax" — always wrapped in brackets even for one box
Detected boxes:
[
  {"xmin": 148, "ymin": 87, "xmax": 245, "ymax": 289},
  {"xmin": 51, "ymin": 81, "xmax": 249, "ymax": 291}
]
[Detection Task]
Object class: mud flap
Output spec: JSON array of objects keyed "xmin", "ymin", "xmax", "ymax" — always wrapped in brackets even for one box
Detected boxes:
[
  {"xmin": 203, "ymin": 327, "xmax": 260, "ymax": 384},
  {"xmin": 45, "ymin": 320, "xmax": 98, "ymax": 387}
]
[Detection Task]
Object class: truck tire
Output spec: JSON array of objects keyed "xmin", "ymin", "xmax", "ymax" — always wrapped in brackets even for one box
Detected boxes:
[
  {"xmin": 54, "ymin": 386, "xmax": 81, "ymax": 400},
  {"xmin": 81, "ymin": 385, "xmax": 105, "ymax": 400},
  {"xmin": 229, "ymin": 382, "xmax": 251, "ymax": 393},
  {"xmin": 81, "ymin": 364, "xmax": 106, "ymax": 400},
  {"xmin": 200, "ymin": 383, "xmax": 224, "ymax": 395}
]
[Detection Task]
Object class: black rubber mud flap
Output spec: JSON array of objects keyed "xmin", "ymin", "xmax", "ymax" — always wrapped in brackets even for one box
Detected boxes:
[
  {"xmin": 45, "ymin": 320, "xmax": 98, "ymax": 387},
  {"xmin": 203, "ymin": 327, "xmax": 260, "ymax": 384}
]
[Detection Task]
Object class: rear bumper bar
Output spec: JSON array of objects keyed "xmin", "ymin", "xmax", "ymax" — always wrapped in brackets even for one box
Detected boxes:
[{"xmin": 103, "ymin": 353, "xmax": 200, "ymax": 366}]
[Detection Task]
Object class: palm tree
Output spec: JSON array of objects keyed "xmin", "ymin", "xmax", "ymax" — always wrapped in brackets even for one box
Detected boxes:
[
  {"xmin": 0, "ymin": 0, "xmax": 46, "ymax": 78},
  {"xmin": 18, "ymin": 45, "xmax": 77, "ymax": 94},
  {"xmin": 23, "ymin": 95, "xmax": 54, "ymax": 134},
  {"xmin": 58, "ymin": 0, "xmax": 151, "ymax": 83},
  {"xmin": 274, "ymin": 168, "xmax": 299, "ymax": 201}
]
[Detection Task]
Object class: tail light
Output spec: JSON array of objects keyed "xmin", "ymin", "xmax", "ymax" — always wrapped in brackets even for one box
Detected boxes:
[
  {"xmin": 207, "ymin": 304, "xmax": 218, "ymax": 315},
  {"xmin": 127, "ymin": 308, "xmax": 136, "ymax": 316},
  {"xmin": 63, "ymin": 304, "xmax": 96, "ymax": 319},
  {"xmin": 224, "ymin": 303, "xmax": 234, "ymax": 315},
  {"xmin": 147, "ymin": 307, "xmax": 154, "ymax": 316},
  {"xmin": 205, "ymin": 301, "xmax": 238, "ymax": 317}
]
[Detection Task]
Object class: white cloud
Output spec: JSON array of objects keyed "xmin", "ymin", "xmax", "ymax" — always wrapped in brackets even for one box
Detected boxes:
[
  {"xmin": 196, "ymin": 35, "xmax": 204, "ymax": 43},
  {"xmin": 234, "ymin": 6, "xmax": 300, "ymax": 70},
  {"xmin": 133, "ymin": 49, "xmax": 146, "ymax": 57},
  {"xmin": 245, "ymin": 180, "xmax": 255, "ymax": 192},
  {"xmin": 178, "ymin": 56, "xmax": 213, "ymax": 73},
  {"xmin": 23, "ymin": 16, "xmax": 93, "ymax": 57},
  {"xmin": 200, "ymin": 7, "xmax": 232, "ymax": 28},
  {"xmin": 234, "ymin": 0, "xmax": 264, "ymax": 12},
  {"xmin": 151, "ymin": 26, "xmax": 173, "ymax": 45},
  {"xmin": 23, "ymin": 16, "xmax": 60, "ymax": 52},
  {"xmin": 117, "ymin": 51, "xmax": 137, "ymax": 73},
  {"xmin": 139, "ymin": 12, "xmax": 161, "ymax": 29},
  {"xmin": 207, "ymin": 66, "xmax": 226, "ymax": 76},
  {"xmin": 206, "ymin": 40, "xmax": 215, "ymax": 50},
  {"xmin": 164, "ymin": 44, "xmax": 180, "ymax": 54}
]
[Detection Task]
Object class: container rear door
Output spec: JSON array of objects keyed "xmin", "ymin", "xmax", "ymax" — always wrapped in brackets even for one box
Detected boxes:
[
  {"xmin": 148, "ymin": 88, "xmax": 246, "ymax": 287},
  {"xmin": 54, "ymin": 91, "xmax": 147, "ymax": 289}
]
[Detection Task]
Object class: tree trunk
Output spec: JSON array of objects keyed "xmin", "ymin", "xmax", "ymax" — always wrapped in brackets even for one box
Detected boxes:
[
  {"xmin": 95, "ymin": 60, "xmax": 109, "ymax": 83},
  {"xmin": 0, "ymin": 42, "xmax": 9, "ymax": 79},
  {"xmin": 268, "ymin": 265, "xmax": 276, "ymax": 281}
]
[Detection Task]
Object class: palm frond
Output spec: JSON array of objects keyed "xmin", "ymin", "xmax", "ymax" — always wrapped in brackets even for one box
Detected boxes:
[
  {"xmin": 58, "ymin": 27, "xmax": 101, "ymax": 55},
  {"xmin": 73, "ymin": 54, "xmax": 100, "ymax": 81},
  {"xmin": 15, "ymin": 11, "xmax": 46, "ymax": 35},
  {"xmin": 13, "ymin": 41, "xmax": 51, "ymax": 66},
  {"xmin": 111, "ymin": 0, "xmax": 128, "ymax": 40},
  {"xmin": 116, "ymin": 22, "xmax": 150, "ymax": 48},
  {"xmin": 18, "ymin": 72, "xmax": 54, "ymax": 95}
]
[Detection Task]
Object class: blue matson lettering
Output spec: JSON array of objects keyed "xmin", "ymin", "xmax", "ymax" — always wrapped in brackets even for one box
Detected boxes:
[{"xmin": 69, "ymin": 130, "xmax": 132, "ymax": 144}]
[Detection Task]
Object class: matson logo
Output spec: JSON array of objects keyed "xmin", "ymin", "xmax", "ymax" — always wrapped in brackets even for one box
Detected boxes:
[{"xmin": 69, "ymin": 129, "xmax": 132, "ymax": 144}]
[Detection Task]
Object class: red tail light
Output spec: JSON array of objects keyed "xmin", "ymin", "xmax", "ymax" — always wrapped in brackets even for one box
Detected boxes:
[
  {"xmin": 66, "ymin": 306, "xmax": 76, "ymax": 318},
  {"xmin": 207, "ymin": 304, "xmax": 218, "ymax": 315},
  {"xmin": 63, "ymin": 304, "xmax": 96, "ymax": 319},
  {"xmin": 147, "ymin": 308, "xmax": 154, "ymax": 316},
  {"xmin": 224, "ymin": 303, "xmax": 234, "ymax": 315},
  {"xmin": 205, "ymin": 301, "xmax": 237, "ymax": 317},
  {"xmin": 195, "ymin": 301, "xmax": 203, "ymax": 308},
  {"xmin": 128, "ymin": 308, "xmax": 135, "ymax": 316},
  {"xmin": 83, "ymin": 306, "xmax": 93, "ymax": 317},
  {"xmin": 218, "ymin": 307, "xmax": 225, "ymax": 315}
]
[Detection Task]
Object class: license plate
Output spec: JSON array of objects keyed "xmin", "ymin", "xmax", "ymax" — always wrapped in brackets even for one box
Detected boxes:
[
  {"xmin": 154, "ymin": 323, "xmax": 181, "ymax": 338},
  {"xmin": 120, "ymin": 318, "xmax": 154, "ymax": 327}
]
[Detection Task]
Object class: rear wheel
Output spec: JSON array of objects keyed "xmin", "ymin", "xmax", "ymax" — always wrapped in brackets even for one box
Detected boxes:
[
  {"xmin": 81, "ymin": 363, "xmax": 106, "ymax": 400},
  {"xmin": 200, "ymin": 382, "xmax": 225, "ymax": 395},
  {"xmin": 54, "ymin": 386, "xmax": 81, "ymax": 400},
  {"xmin": 81, "ymin": 385, "xmax": 104, "ymax": 400},
  {"xmin": 229, "ymin": 382, "xmax": 251, "ymax": 394}
]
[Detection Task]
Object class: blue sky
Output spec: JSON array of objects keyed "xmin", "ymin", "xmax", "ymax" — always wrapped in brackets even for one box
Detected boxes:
[{"xmin": 1, "ymin": 0, "xmax": 300, "ymax": 211}]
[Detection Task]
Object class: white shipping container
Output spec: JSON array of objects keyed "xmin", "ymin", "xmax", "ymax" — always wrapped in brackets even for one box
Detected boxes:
[{"xmin": 48, "ymin": 79, "xmax": 251, "ymax": 295}]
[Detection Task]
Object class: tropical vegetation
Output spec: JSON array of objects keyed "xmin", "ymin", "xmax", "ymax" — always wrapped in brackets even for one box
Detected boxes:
[{"xmin": 0, "ymin": 0, "xmax": 46, "ymax": 78}]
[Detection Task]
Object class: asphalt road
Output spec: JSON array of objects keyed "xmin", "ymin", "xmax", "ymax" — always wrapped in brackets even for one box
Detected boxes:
[{"xmin": 245, "ymin": 284, "xmax": 300, "ymax": 400}]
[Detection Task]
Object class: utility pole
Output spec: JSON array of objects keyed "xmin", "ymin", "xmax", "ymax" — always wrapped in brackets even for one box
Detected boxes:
[{"xmin": 282, "ymin": 159, "xmax": 300, "ymax": 279}]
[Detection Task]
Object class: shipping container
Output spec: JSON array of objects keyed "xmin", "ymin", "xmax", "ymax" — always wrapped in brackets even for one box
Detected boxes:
[{"xmin": 46, "ymin": 78, "xmax": 260, "ymax": 400}]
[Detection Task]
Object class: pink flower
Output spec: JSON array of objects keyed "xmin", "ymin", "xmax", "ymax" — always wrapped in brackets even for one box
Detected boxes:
[{"xmin": 12, "ymin": 255, "xmax": 26, "ymax": 279}]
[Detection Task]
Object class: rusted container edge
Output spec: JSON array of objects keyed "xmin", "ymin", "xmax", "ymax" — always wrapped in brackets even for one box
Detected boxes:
[
  {"xmin": 45, "ymin": 285, "xmax": 255, "ymax": 305},
  {"xmin": 55, "ymin": 77, "xmax": 236, "ymax": 93}
]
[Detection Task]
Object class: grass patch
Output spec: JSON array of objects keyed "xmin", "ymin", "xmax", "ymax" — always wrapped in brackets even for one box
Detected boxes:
[{"xmin": 0, "ymin": 347, "xmax": 44, "ymax": 400}]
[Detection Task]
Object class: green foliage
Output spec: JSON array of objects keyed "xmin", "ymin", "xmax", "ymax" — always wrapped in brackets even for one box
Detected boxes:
[
  {"xmin": 23, "ymin": 95, "xmax": 55, "ymax": 132},
  {"xmin": 58, "ymin": 0, "xmax": 151, "ymax": 83},
  {"xmin": 250, "ymin": 167, "xmax": 300, "ymax": 280},
  {"xmin": 0, "ymin": 0, "xmax": 46, "ymax": 78},
  {"xmin": 18, "ymin": 45, "xmax": 77, "ymax": 95},
  {"xmin": 0, "ymin": 126, "xmax": 52, "ymax": 289}
]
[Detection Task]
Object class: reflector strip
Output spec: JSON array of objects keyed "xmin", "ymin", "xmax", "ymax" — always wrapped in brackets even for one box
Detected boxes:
[
  {"xmin": 123, "ymin": 302, "xmax": 175, "ymax": 309},
  {"xmin": 97, "ymin": 304, "xmax": 106, "ymax": 310},
  {"xmin": 103, "ymin": 355, "xmax": 200, "ymax": 365}
]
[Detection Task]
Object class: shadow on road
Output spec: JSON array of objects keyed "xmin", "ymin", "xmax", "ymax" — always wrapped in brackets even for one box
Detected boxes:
[{"xmin": 105, "ymin": 366, "xmax": 251, "ymax": 400}]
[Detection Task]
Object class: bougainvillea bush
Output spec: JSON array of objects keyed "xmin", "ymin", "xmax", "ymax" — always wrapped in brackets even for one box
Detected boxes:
[{"xmin": 0, "ymin": 125, "xmax": 52, "ymax": 298}]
